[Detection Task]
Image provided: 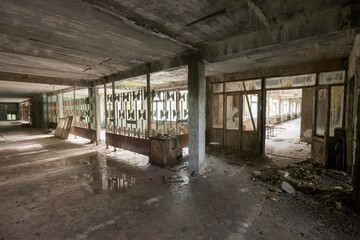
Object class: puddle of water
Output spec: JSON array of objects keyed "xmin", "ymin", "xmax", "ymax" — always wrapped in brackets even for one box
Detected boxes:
[
  {"xmin": 71, "ymin": 153, "xmax": 140, "ymax": 193},
  {"xmin": 107, "ymin": 173, "xmax": 137, "ymax": 192}
]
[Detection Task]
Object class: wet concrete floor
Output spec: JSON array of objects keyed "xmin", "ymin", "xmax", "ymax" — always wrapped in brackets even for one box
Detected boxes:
[{"xmin": 0, "ymin": 121, "xmax": 360, "ymax": 239}]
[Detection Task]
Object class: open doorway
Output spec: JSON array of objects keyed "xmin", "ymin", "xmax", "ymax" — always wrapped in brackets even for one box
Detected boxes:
[{"xmin": 265, "ymin": 89, "xmax": 311, "ymax": 165}]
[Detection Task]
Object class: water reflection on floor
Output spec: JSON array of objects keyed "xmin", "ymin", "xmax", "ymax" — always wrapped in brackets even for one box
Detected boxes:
[
  {"xmin": 107, "ymin": 174, "xmax": 136, "ymax": 191},
  {"xmin": 70, "ymin": 152, "xmax": 140, "ymax": 194}
]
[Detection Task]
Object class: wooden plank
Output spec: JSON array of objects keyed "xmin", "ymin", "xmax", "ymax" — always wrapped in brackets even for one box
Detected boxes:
[
  {"xmin": 60, "ymin": 116, "xmax": 73, "ymax": 139},
  {"xmin": 54, "ymin": 118, "xmax": 65, "ymax": 137}
]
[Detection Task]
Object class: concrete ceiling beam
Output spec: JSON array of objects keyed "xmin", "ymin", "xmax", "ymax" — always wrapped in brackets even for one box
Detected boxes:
[
  {"xmin": 95, "ymin": 53, "xmax": 194, "ymax": 85},
  {"xmin": 202, "ymin": 5, "xmax": 360, "ymax": 63},
  {"xmin": 208, "ymin": 58, "xmax": 348, "ymax": 82},
  {"xmin": 0, "ymin": 72, "xmax": 92, "ymax": 87}
]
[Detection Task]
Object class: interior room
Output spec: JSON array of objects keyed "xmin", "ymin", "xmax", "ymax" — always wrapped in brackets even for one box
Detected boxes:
[
  {"xmin": 265, "ymin": 89, "xmax": 311, "ymax": 165},
  {"xmin": 1, "ymin": 1, "xmax": 360, "ymax": 239}
]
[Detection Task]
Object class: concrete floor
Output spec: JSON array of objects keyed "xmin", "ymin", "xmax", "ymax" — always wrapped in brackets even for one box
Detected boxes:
[
  {"xmin": 1, "ymin": 121, "xmax": 359, "ymax": 239},
  {"xmin": 265, "ymin": 118, "xmax": 311, "ymax": 166}
]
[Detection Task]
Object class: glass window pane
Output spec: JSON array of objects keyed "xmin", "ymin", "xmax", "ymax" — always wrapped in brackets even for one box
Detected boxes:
[
  {"xmin": 211, "ymin": 94, "xmax": 223, "ymax": 128},
  {"xmin": 243, "ymin": 94, "xmax": 258, "ymax": 131},
  {"xmin": 226, "ymin": 95, "xmax": 239, "ymax": 130},
  {"xmin": 329, "ymin": 86, "xmax": 344, "ymax": 136},
  {"xmin": 225, "ymin": 80, "xmax": 261, "ymax": 92},
  {"xmin": 315, "ymin": 88, "xmax": 327, "ymax": 137},
  {"xmin": 225, "ymin": 81, "xmax": 242, "ymax": 92},
  {"xmin": 212, "ymin": 83, "xmax": 223, "ymax": 93},
  {"xmin": 266, "ymin": 74, "xmax": 315, "ymax": 89},
  {"xmin": 319, "ymin": 71, "xmax": 345, "ymax": 85}
]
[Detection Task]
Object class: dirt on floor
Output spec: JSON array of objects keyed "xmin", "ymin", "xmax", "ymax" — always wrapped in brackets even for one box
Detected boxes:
[
  {"xmin": 265, "ymin": 118, "xmax": 311, "ymax": 166},
  {"xmin": 1, "ymin": 121, "xmax": 360, "ymax": 240}
]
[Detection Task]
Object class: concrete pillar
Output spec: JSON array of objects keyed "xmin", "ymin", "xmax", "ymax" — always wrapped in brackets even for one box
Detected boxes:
[
  {"xmin": 279, "ymin": 99, "xmax": 282, "ymax": 122},
  {"xmin": 188, "ymin": 53, "xmax": 206, "ymax": 174},
  {"xmin": 104, "ymin": 80, "xmax": 108, "ymax": 132},
  {"xmin": 112, "ymin": 77, "xmax": 116, "ymax": 134},
  {"xmin": 146, "ymin": 64, "xmax": 151, "ymax": 138},
  {"xmin": 42, "ymin": 94, "xmax": 48, "ymax": 129},
  {"xmin": 58, "ymin": 94, "xmax": 63, "ymax": 118},
  {"xmin": 93, "ymin": 83, "xmax": 101, "ymax": 145}
]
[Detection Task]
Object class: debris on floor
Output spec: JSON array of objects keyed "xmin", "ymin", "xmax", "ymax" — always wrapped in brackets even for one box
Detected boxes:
[
  {"xmin": 163, "ymin": 161, "xmax": 189, "ymax": 192},
  {"xmin": 281, "ymin": 181, "xmax": 295, "ymax": 194},
  {"xmin": 256, "ymin": 159, "xmax": 353, "ymax": 209}
]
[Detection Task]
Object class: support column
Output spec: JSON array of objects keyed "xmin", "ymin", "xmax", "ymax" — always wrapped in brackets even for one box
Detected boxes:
[
  {"xmin": 104, "ymin": 80, "xmax": 108, "ymax": 132},
  {"xmin": 58, "ymin": 93, "xmax": 63, "ymax": 118},
  {"xmin": 93, "ymin": 82, "xmax": 101, "ymax": 145},
  {"xmin": 260, "ymin": 78, "xmax": 266, "ymax": 154},
  {"xmin": 188, "ymin": 53, "xmax": 206, "ymax": 174},
  {"xmin": 42, "ymin": 94, "xmax": 48, "ymax": 129},
  {"xmin": 353, "ymin": 72, "xmax": 360, "ymax": 213},
  {"xmin": 112, "ymin": 77, "xmax": 116, "ymax": 134},
  {"xmin": 146, "ymin": 64, "xmax": 151, "ymax": 138}
]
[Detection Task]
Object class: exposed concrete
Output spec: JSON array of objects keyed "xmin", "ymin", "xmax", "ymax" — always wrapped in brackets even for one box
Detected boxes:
[
  {"xmin": 300, "ymin": 88, "xmax": 315, "ymax": 143},
  {"xmin": 1, "ymin": 0, "xmax": 359, "ymax": 87},
  {"xmin": 188, "ymin": 54, "xmax": 206, "ymax": 174}
]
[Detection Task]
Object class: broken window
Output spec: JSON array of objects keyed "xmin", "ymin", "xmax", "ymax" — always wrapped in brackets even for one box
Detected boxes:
[
  {"xmin": 226, "ymin": 95, "xmax": 240, "ymax": 130},
  {"xmin": 211, "ymin": 94, "xmax": 223, "ymax": 128},
  {"xmin": 315, "ymin": 88, "xmax": 327, "ymax": 137},
  {"xmin": 242, "ymin": 94, "xmax": 257, "ymax": 131},
  {"xmin": 329, "ymin": 86, "xmax": 344, "ymax": 136}
]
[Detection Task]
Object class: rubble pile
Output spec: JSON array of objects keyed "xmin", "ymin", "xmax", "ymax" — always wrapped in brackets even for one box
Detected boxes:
[{"xmin": 256, "ymin": 160, "xmax": 353, "ymax": 209}]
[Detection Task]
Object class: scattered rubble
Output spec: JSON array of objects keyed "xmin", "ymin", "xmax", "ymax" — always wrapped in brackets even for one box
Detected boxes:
[
  {"xmin": 257, "ymin": 159, "xmax": 353, "ymax": 210},
  {"xmin": 281, "ymin": 181, "xmax": 295, "ymax": 194},
  {"xmin": 253, "ymin": 171, "xmax": 261, "ymax": 177},
  {"xmin": 163, "ymin": 161, "xmax": 190, "ymax": 192}
]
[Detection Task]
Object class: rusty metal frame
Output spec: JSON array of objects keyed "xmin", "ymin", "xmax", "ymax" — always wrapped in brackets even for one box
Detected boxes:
[
  {"xmin": 106, "ymin": 132, "xmax": 151, "ymax": 156},
  {"xmin": 70, "ymin": 126, "xmax": 96, "ymax": 143}
]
